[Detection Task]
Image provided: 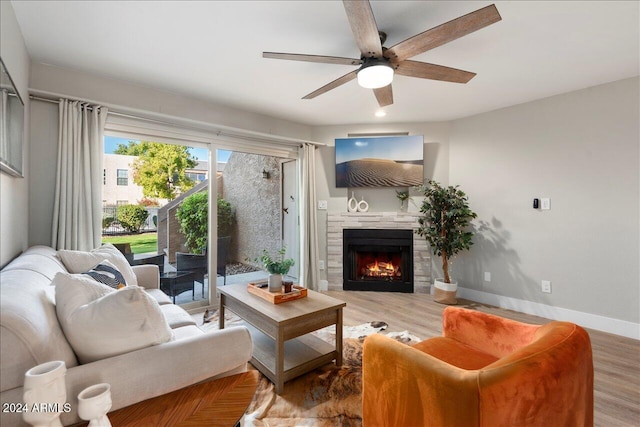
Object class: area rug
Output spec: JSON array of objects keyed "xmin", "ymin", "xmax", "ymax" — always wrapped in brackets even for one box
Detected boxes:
[{"xmin": 196, "ymin": 310, "xmax": 421, "ymax": 427}]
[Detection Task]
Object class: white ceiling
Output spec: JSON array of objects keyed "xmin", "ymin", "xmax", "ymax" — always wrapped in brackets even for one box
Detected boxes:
[{"xmin": 11, "ymin": 1, "xmax": 640, "ymax": 126}]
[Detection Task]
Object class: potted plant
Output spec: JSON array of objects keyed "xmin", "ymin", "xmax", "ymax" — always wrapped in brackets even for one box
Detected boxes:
[
  {"xmin": 396, "ymin": 190, "xmax": 410, "ymax": 211},
  {"xmin": 415, "ymin": 180, "xmax": 477, "ymax": 304},
  {"xmin": 257, "ymin": 247, "xmax": 295, "ymax": 292}
]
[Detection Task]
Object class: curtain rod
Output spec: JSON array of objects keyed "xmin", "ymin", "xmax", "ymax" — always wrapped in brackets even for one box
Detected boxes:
[{"xmin": 29, "ymin": 94, "xmax": 325, "ymax": 147}]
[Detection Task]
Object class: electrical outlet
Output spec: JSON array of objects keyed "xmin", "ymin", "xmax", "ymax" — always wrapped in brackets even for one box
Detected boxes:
[
  {"xmin": 484, "ymin": 272, "xmax": 491, "ymax": 282},
  {"xmin": 318, "ymin": 260, "xmax": 325, "ymax": 270},
  {"xmin": 319, "ymin": 280, "xmax": 329, "ymax": 291},
  {"xmin": 541, "ymin": 280, "xmax": 552, "ymax": 293},
  {"xmin": 317, "ymin": 200, "xmax": 328, "ymax": 210}
]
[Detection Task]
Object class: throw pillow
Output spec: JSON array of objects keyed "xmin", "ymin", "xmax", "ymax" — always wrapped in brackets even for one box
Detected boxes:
[
  {"xmin": 82, "ymin": 260, "xmax": 127, "ymax": 289},
  {"xmin": 53, "ymin": 272, "xmax": 173, "ymax": 364},
  {"xmin": 57, "ymin": 243, "xmax": 138, "ymax": 287}
]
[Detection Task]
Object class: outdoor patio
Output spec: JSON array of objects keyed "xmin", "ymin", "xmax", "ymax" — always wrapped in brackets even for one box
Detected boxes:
[{"xmin": 132, "ymin": 253, "xmax": 274, "ymax": 305}]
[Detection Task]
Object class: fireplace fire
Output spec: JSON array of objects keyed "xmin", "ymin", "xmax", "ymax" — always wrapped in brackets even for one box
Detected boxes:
[
  {"xmin": 343, "ymin": 228, "xmax": 413, "ymax": 292},
  {"xmin": 363, "ymin": 260, "xmax": 398, "ymax": 277},
  {"xmin": 359, "ymin": 255, "xmax": 402, "ymax": 279}
]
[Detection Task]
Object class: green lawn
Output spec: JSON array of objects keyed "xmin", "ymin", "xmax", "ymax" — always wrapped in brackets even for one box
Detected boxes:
[{"xmin": 102, "ymin": 233, "xmax": 158, "ymax": 254}]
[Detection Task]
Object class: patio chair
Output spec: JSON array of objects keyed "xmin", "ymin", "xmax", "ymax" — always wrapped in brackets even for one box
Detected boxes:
[
  {"xmin": 113, "ymin": 242, "xmax": 135, "ymax": 264},
  {"xmin": 176, "ymin": 252, "xmax": 207, "ymax": 297},
  {"xmin": 130, "ymin": 253, "xmax": 165, "ymax": 274}
]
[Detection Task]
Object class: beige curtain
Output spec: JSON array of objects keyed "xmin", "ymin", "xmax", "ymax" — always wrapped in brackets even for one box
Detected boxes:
[
  {"xmin": 0, "ymin": 90, "xmax": 7, "ymax": 163},
  {"xmin": 300, "ymin": 143, "xmax": 319, "ymax": 290},
  {"xmin": 52, "ymin": 100, "xmax": 108, "ymax": 250}
]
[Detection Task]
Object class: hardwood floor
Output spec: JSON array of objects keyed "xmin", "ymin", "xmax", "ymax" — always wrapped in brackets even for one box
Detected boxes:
[{"xmin": 325, "ymin": 290, "xmax": 640, "ymax": 427}]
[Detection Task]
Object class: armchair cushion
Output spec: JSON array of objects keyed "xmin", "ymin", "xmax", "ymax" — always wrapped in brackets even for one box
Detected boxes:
[
  {"xmin": 54, "ymin": 272, "xmax": 173, "ymax": 363},
  {"xmin": 412, "ymin": 337, "xmax": 498, "ymax": 370}
]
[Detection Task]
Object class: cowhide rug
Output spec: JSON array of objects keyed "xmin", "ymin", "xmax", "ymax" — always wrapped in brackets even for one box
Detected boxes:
[{"xmin": 195, "ymin": 310, "xmax": 421, "ymax": 427}]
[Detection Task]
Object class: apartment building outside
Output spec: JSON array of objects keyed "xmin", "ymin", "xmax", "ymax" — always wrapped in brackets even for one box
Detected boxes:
[{"xmin": 102, "ymin": 153, "xmax": 210, "ymax": 206}]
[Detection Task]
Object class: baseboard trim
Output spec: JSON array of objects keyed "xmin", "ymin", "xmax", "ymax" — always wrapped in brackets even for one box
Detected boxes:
[{"xmin": 457, "ymin": 287, "xmax": 640, "ymax": 340}]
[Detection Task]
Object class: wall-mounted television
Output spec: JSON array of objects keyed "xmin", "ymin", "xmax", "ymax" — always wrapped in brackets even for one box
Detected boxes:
[{"xmin": 335, "ymin": 135, "xmax": 424, "ymax": 188}]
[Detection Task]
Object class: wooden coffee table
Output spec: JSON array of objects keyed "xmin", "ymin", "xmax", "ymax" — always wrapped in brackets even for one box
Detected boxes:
[
  {"xmin": 76, "ymin": 370, "xmax": 258, "ymax": 427},
  {"xmin": 218, "ymin": 283, "xmax": 346, "ymax": 394}
]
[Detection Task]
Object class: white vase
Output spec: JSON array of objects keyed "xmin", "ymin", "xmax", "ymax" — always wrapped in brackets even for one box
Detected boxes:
[
  {"xmin": 347, "ymin": 192, "xmax": 358, "ymax": 212},
  {"xmin": 78, "ymin": 383, "xmax": 112, "ymax": 427},
  {"xmin": 357, "ymin": 198, "xmax": 369, "ymax": 212},
  {"xmin": 23, "ymin": 361, "xmax": 67, "ymax": 427},
  {"xmin": 268, "ymin": 273, "xmax": 283, "ymax": 292}
]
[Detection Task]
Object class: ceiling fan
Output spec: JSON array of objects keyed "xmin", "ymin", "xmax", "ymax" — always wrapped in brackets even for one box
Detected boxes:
[{"xmin": 263, "ymin": 1, "xmax": 501, "ymax": 107}]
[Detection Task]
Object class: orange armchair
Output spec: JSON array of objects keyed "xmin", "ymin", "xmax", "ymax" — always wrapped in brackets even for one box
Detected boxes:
[{"xmin": 362, "ymin": 306, "xmax": 593, "ymax": 427}]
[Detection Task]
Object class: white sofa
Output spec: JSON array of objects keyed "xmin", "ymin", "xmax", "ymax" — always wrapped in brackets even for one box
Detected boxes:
[{"xmin": 0, "ymin": 245, "xmax": 252, "ymax": 426}]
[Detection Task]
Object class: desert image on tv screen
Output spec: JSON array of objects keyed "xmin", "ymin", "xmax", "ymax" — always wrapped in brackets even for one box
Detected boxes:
[{"xmin": 335, "ymin": 135, "xmax": 424, "ymax": 187}]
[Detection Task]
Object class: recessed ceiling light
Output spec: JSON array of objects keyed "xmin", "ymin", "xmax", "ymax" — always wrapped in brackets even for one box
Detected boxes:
[{"xmin": 375, "ymin": 110, "xmax": 387, "ymax": 118}]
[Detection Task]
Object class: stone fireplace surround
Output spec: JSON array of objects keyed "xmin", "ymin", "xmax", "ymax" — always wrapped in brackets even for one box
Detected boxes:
[{"xmin": 327, "ymin": 212, "xmax": 431, "ymax": 293}]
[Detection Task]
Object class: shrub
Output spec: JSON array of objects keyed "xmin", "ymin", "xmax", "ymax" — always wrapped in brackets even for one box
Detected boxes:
[
  {"xmin": 117, "ymin": 205, "xmax": 149, "ymax": 233},
  {"xmin": 176, "ymin": 192, "xmax": 208, "ymax": 254},
  {"xmin": 137, "ymin": 197, "xmax": 160, "ymax": 207},
  {"xmin": 102, "ymin": 216, "xmax": 115, "ymax": 230},
  {"xmin": 217, "ymin": 197, "xmax": 234, "ymax": 237},
  {"xmin": 176, "ymin": 191, "xmax": 235, "ymax": 253}
]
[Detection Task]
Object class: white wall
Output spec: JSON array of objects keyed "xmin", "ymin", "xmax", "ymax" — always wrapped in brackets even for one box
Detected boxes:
[
  {"xmin": 0, "ymin": 1, "xmax": 30, "ymax": 267},
  {"xmin": 449, "ymin": 77, "xmax": 640, "ymax": 325},
  {"xmin": 27, "ymin": 63, "xmax": 313, "ymax": 247},
  {"xmin": 310, "ymin": 122, "xmax": 451, "ymax": 283}
]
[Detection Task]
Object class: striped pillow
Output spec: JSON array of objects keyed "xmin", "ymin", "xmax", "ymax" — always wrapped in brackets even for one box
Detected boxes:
[{"xmin": 83, "ymin": 260, "xmax": 127, "ymax": 289}]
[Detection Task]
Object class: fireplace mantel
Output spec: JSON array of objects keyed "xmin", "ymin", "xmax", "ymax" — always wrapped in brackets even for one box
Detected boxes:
[{"xmin": 326, "ymin": 212, "xmax": 430, "ymax": 292}]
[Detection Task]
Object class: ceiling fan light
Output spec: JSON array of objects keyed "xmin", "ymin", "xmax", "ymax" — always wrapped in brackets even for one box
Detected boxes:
[{"xmin": 357, "ymin": 63, "xmax": 394, "ymax": 89}]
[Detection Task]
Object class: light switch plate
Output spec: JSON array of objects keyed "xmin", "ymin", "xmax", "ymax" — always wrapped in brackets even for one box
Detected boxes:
[
  {"xmin": 541, "ymin": 198, "xmax": 550, "ymax": 210},
  {"xmin": 317, "ymin": 200, "xmax": 328, "ymax": 210}
]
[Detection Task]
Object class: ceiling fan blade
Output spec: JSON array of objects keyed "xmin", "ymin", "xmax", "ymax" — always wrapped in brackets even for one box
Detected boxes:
[
  {"xmin": 302, "ymin": 70, "xmax": 358, "ymax": 100},
  {"xmin": 385, "ymin": 4, "xmax": 502, "ymax": 62},
  {"xmin": 373, "ymin": 85, "xmax": 393, "ymax": 107},
  {"xmin": 263, "ymin": 52, "xmax": 361, "ymax": 66},
  {"xmin": 343, "ymin": 0, "xmax": 383, "ymax": 57},
  {"xmin": 395, "ymin": 60, "xmax": 476, "ymax": 83}
]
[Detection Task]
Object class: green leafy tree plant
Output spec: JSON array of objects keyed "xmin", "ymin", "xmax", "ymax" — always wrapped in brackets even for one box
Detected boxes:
[
  {"xmin": 176, "ymin": 191, "xmax": 235, "ymax": 253},
  {"xmin": 115, "ymin": 141, "xmax": 197, "ymax": 200},
  {"xmin": 414, "ymin": 180, "xmax": 477, "ymax": 284},
  {"xmin": 116, "ymin": 205, "xmax": 149, "ymax": 234}
]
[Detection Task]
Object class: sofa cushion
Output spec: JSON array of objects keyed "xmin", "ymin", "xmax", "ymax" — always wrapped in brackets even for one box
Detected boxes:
[
  {"xmin": 145, "ymin": 288, "xmax": 173, "ymax": 305},
  {"xmin": 82, "ymin": 260, "xmax": 128, "ymax": 289},
  {"xmin": 57, "ymin": 243, "xmax": 138, "ymax": 287},
  {"xmin": 159, "ymin": 304, "xmax": 198, "ymax": 329},
  {"xmin": 54, "ymin": 272, "xmax": 173, "ymax": 363}
]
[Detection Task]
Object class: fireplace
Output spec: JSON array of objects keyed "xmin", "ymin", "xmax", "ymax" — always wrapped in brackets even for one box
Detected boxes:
[{"xmin": 343, "ymin": 229, "xmax": 413, "ymax": 292}]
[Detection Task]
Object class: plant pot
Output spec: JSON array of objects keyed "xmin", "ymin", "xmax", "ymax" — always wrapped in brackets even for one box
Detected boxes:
[
  {"xmin": 268, "ymin": 273, "xmax": 283, "ymax": 292},
  {"xmin": 433, "ymin": 278, "xmax": 458, "ymax": 305}
]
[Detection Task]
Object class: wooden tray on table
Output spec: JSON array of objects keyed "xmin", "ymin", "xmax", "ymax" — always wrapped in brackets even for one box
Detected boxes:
[{"xmin": 247, "ymin": 281, "xmax": 307, "ymax": 304}]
